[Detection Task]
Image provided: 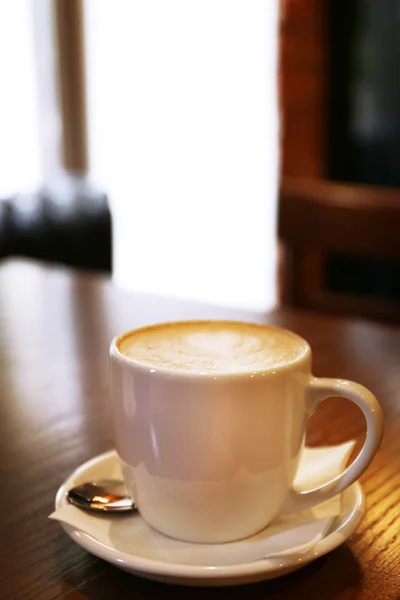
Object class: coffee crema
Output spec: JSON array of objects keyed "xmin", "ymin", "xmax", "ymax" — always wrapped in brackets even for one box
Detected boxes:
[{"xmin": 117, "ymin": 321, "xmax": 308, "ymax": 374}]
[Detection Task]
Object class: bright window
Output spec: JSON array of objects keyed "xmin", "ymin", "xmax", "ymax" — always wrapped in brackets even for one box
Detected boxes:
[
  {"xmin": 0, "ymin": 1, "xmax": 42, "ymax": 197},
  {"xmin": 85, "ymin": 1, "xmax": 279, "ymax": 311}
]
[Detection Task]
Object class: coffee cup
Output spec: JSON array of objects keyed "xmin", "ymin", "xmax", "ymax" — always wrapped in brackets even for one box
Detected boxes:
[{"xmin": 110, "ymin": 320, "xmax": 382, "ymax": 544}]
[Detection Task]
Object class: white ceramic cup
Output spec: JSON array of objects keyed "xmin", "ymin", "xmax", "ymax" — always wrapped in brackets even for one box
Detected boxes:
[{"xmin": 110, "ymin": 321, "xmax": 383, "ymax": 544}]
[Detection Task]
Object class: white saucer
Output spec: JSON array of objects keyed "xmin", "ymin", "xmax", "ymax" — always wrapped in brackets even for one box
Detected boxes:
[{"xmin": 55, "ymin": 450, "xmax": 365, "ymax": 587}]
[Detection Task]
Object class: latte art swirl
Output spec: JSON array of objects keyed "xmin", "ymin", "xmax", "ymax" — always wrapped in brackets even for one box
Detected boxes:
[{"xmin": 118, "ymin": 321, "xmax": 308, "ymax": 374}]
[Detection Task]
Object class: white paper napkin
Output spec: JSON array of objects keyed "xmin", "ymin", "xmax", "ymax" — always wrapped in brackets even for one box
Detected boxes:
[{"xmin": 50, "ymin": 442, "xmax": 355, "ymax": 567}]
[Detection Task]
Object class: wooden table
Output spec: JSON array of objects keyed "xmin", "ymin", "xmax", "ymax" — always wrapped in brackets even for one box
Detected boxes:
[{"xmin": 1, "ymin": 260, "xmax": 399, "ymax": 599}]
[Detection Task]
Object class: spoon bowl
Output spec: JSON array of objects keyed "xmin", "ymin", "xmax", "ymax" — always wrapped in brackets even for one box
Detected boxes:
[{"xmin": 67, "ymin": 480, "xmax": 136, "ymax": 513}]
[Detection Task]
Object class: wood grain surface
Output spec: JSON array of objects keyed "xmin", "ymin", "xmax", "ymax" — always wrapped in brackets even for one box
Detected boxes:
[{"xmin": 0, "ymin": 260, "xmax": 399, "ymax": 599}]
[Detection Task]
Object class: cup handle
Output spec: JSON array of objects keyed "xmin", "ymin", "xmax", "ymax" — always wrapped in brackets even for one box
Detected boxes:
[{"xmin": 283, "ymin": 377, "xmax": 383, "ymax": 513}]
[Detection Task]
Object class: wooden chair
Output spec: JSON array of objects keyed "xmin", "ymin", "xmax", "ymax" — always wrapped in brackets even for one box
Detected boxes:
[{"xmin": 279, "ymin": 178, "xmax": 400, "ymax": 321}]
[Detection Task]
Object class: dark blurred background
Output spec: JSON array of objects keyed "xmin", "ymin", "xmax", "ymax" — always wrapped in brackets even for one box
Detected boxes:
[
  {"xmin": 279, "ymin": 0, "xmax": 400, "ymax": 322},
  {"xmin": 2, "ymin": 0, "xmax": 400, "ymax": 322}
]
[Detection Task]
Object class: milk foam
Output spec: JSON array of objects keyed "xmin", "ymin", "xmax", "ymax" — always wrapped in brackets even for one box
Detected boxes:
[{"xmin": 118, "ymin": 321, "xmax": 308, "ymax": 374}]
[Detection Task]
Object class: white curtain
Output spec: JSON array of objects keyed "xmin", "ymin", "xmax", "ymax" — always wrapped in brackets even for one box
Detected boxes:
[{"xmin": 85, "ymin": 0, "xmax": 279, "ymax": 311}]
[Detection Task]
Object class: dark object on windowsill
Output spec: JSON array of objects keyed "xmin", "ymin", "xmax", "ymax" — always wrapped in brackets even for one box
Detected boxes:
[{"xmin": 0, "ymin": 174, "xmax": 111, "ymax": 272}]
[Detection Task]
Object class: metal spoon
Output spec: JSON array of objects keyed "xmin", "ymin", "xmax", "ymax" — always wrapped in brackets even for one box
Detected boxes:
[{"xmin": 67, "ymin": 480, "xmax": 136, "ymax": 513}]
